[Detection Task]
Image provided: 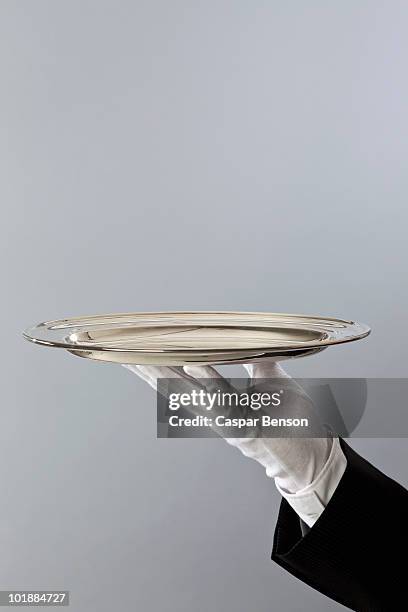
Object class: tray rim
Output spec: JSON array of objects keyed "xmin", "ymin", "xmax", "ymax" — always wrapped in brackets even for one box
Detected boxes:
[{"xmin": 23, "ymin": 310, "xmax": 371, "ymax": 355}]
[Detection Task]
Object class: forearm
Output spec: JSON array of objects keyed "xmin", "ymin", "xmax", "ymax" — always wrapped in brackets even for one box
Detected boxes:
[{"xmin": 272, "ymin": 439, "xmax": 408, "ymax": 611}]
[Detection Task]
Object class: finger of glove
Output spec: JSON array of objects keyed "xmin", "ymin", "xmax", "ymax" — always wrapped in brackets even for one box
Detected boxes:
[
  {"xmin": 123, "ymin": 364, "xmax": 193, "ymax": 393},
  {"xmin": 243, "ymin": 360, "xmax": 290, "ymax": 380},
  {"xmin": 123, "ymin": 364, "xmax": 217, "ymax": 420},
  {"xmin": 183, "ymin": 365, "xmax": 233, "ymax": 395},
  {"xmin": 183, "ymin": 364, "xmax": 244, "ymax": 423},
  {"xmin": 122, "ymin": 364, "xmax": 157, "ymax": 389}
]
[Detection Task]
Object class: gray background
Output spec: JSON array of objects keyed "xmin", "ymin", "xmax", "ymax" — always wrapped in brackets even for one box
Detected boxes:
[{"xmin": 1, "ymin": 1, "xmax": 407, "ymax": 610}]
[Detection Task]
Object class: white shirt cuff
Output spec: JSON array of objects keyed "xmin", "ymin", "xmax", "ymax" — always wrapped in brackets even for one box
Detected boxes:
[{"xmin": 275, "ymin": 438, "xmax": 347, "ymax": 528}]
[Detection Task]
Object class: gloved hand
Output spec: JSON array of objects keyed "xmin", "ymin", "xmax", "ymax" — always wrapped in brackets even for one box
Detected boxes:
[{"xmin": 123, "ymin": 360, "xmax": 346, "ymax": 526}]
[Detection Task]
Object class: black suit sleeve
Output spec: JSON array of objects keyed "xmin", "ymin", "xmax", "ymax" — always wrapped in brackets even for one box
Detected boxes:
[{"xmin": 271, "ymin": 439, "xmax": 408, "ymax": 611}]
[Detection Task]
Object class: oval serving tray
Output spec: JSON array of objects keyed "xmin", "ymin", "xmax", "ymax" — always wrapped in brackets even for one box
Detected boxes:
[{"xmin": 23, "ymin": 311, "xmax": 370, "ymax": 366}]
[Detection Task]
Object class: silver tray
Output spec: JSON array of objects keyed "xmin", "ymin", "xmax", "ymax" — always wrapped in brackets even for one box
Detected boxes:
[{"xmin": 23, "ymin": 311, "xmax": 370, "ymax": 366}]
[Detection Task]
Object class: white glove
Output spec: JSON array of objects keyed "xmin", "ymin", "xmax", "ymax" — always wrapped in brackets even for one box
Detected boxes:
[{"xmin": 124, "ymin": 360, "xmax": 346, "ymax": 526}]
